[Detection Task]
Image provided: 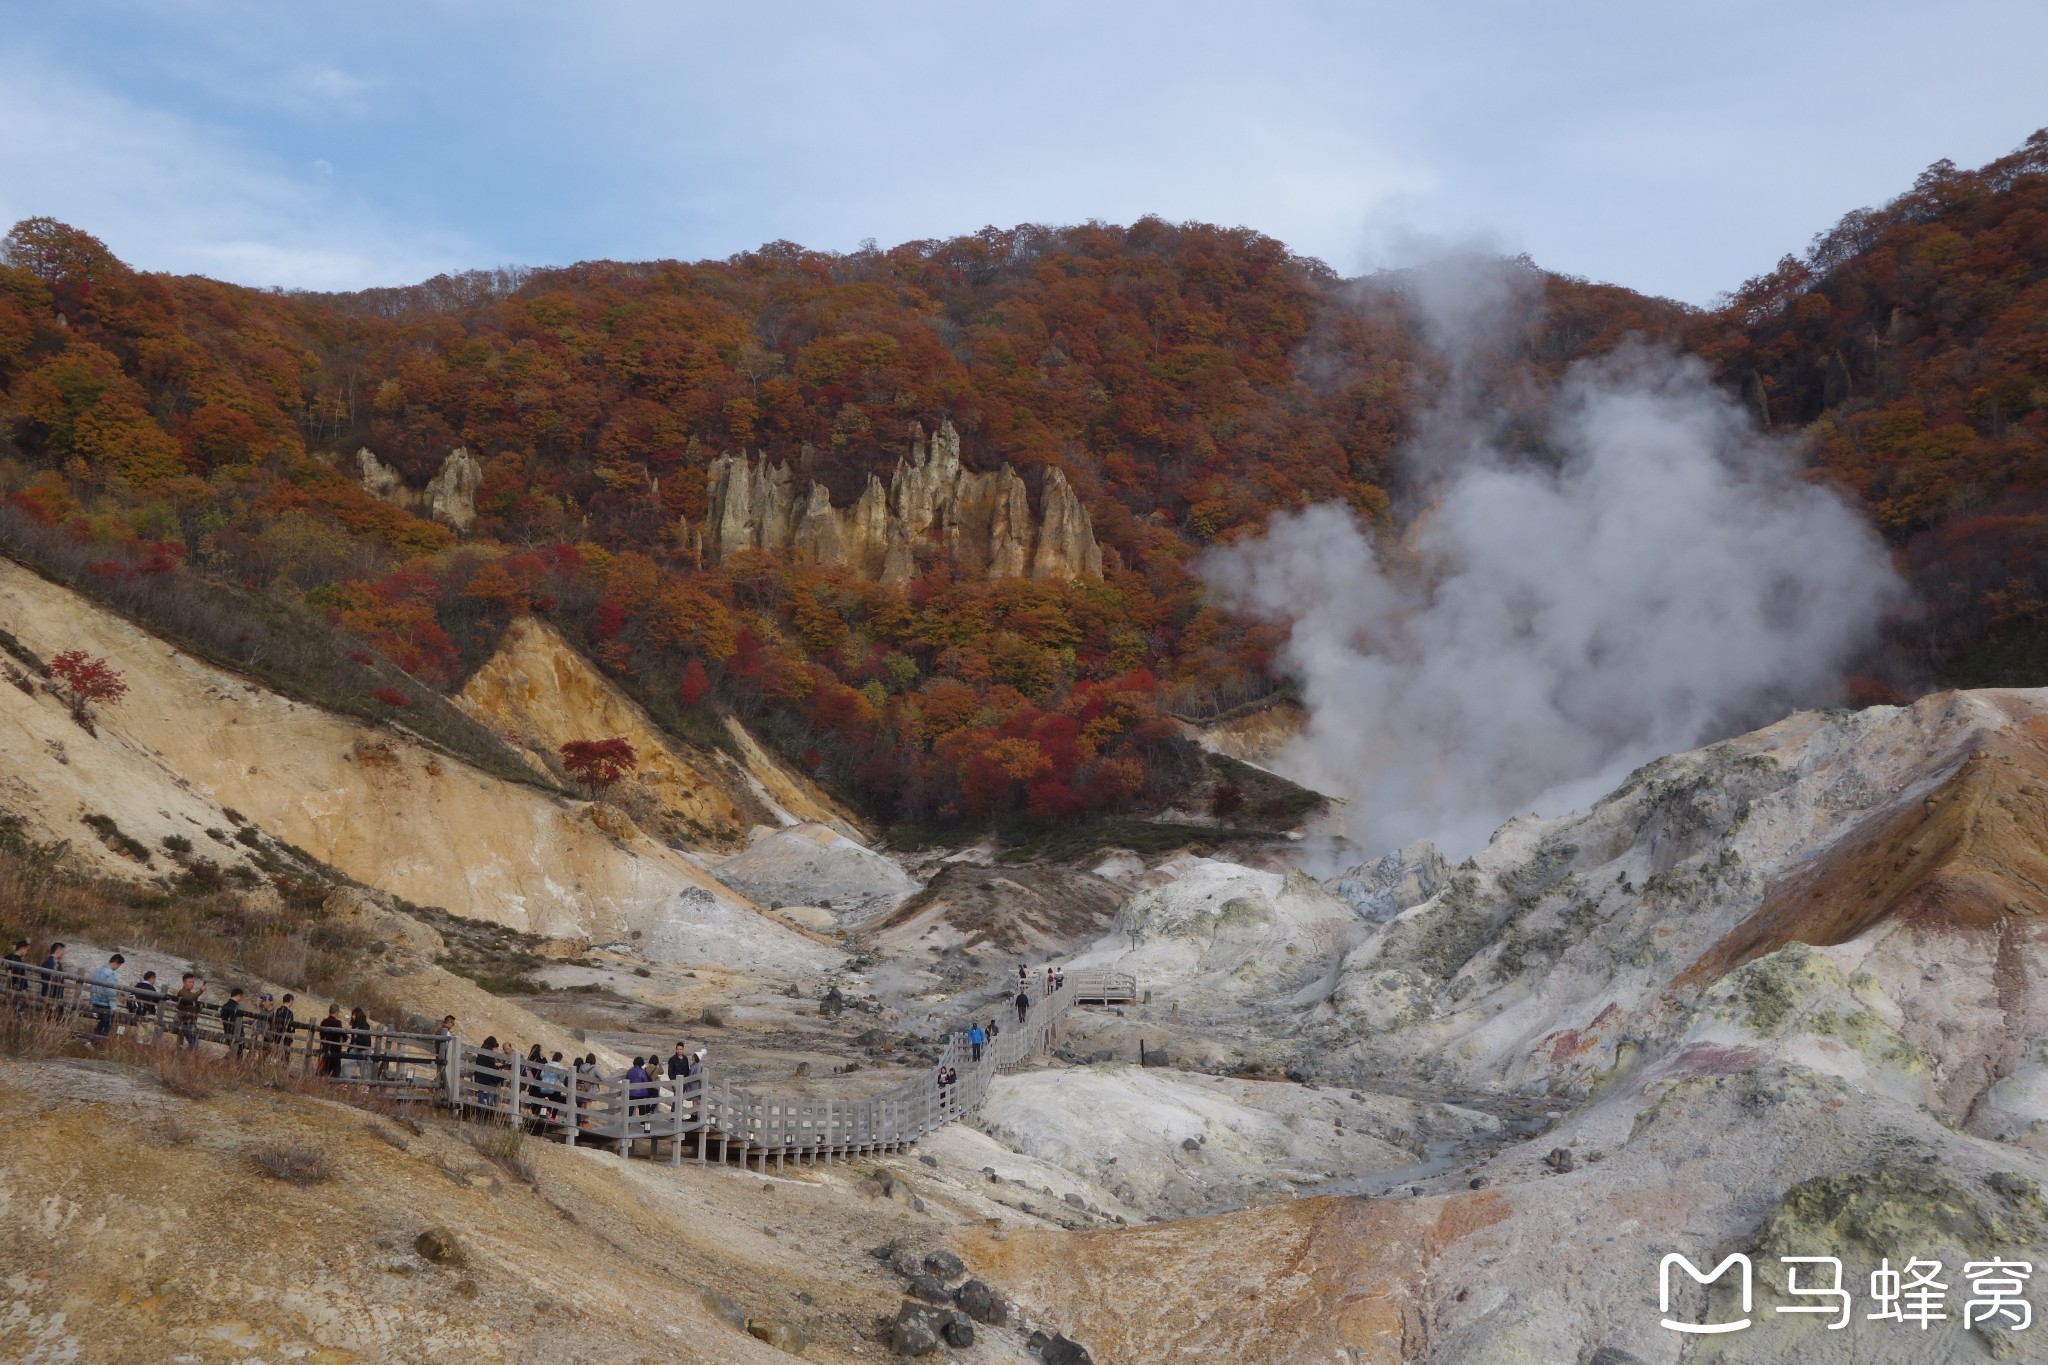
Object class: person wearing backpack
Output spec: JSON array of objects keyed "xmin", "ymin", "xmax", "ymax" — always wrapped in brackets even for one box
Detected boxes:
[
  {"xmin": 268, "ymin": 993, "xmax": 297, "ymax": 1063},
  {"xmin": 219, "ymin": 988, "xmax": 248, "ymax": 1056}
]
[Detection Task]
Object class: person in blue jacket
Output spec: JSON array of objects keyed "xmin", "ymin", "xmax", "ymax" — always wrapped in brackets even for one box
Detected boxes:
[{"xmin": 87, "ymin": 952, "xmax": 123, "ymax": 1038}]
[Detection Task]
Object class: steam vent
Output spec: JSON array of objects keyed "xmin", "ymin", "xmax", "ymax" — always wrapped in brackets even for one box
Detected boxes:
[{"xmin": 701, "ymin": 419, "xmax": 1104, "ymax": 583}]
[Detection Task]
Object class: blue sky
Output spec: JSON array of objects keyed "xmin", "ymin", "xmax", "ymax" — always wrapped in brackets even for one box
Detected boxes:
[{"xmin": 2, "ymin": 1, "xmax": 2042, "ymax": 303}]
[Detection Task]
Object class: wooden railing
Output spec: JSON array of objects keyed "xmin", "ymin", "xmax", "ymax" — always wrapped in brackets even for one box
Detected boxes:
[
  {"xmin": 6, "ymin": 958, "xmax": 1094, "ymax": 1171},
  {"xmin": 1068, "ymin": 970, "xmax": 1138, "ymax": 1004}
]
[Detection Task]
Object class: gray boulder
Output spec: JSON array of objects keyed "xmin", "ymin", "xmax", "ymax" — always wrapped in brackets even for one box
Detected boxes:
[
  {"xmin": 890, "ymin": 1301, "xmax": 947, "ymax": 1356},
  {"xmin": 953, "ymin": 1278, "xmax": 1006, "ymax": 1325},
  {"xmin": 907, "ymin": 1274, "xmax": 951, "ymax": 1304},
  {"xmin": 1043, "ymin": 1335, "xmax": 1095, "ymax": 1365}
]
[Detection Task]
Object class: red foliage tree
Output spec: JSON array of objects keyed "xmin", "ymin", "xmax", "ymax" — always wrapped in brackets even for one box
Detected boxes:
[
  {"xmin": 560, "ymin": 737, "xmax": 638, "ymax": 797},
  {"xmin": 678, "ymin": 658, "xmax": 711, "ymax": 706},
  {"xmin": 46, "ymin": 649, "xmax": 127, "ymax": 725}
]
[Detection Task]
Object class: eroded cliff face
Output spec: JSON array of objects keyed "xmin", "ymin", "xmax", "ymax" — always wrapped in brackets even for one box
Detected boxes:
[
  {"xmin": 456, "ymin": 615, "xmax": 869, "ymax": 850},
  {"xmin": 357, "ymin": 446, "xmax": 483, "ymax": 534},
  {"xmin": 703, "ymin": 420, "xmax": 1104, "ymax": 583},
  {"xmin": 0, "ymin": 558, "xmax": 824, "ymax": 959}
]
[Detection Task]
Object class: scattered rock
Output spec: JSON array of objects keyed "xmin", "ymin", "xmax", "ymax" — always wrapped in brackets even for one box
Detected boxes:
[
  {"xmin": 1588, "ymin": 1349, "xmax": 1648, "ymax": 1365},
  {"xmin": 1544, "ymin": 1147, "xmax": 1577, "ymax": 1174},
  {"xmin": 941, "ymin": 1315, "xmax": 975, "ymax": 1348},
  {"xmin": 954, "ymin": 1278, "xmax": 1007, "ymax": 1325},
  {"xmin": 746, "ymin": 1318, "xmax": 808, "ymax": 1355},
  {"xmin": 919, "ymin": 1153, "xmax": 938, "ymax": 1168},
  {"xmin": 907, "ymin": 1274, "xmax": 951, "ymax": 1304},
  {"xmin": 923, "ymin": 1249, "xmax": 964, "ymax": 1280},
  {"xmin": 888, "ymin": 1247, "xmax": 925, "ymax": 1280},
  {"xmin": 698, "ymin": 1288, "xmax": 746, "ymax": 1329},
  {"xmin": 1043, "ymin": 1334, "xmax": 1095, "ymax": 1365},
  {"xmin": 1468, "ymin": 1176, "xmax": 1490, "ymax": 1189},
  {"xmin": 413, "ymin": 1228, "xmax": 466, "ymax": 1265},
  {"xmin": 1181, "ymin": 1137, "xmax": 1201, "ymax": 1152},
  {"xmin": 889, "ymin": 1301, "xmax": 946, "ymax": 1356},
  {"xmin": 1064, "ymin": 1191, "xmax": 1087, "ymax": 1208}
]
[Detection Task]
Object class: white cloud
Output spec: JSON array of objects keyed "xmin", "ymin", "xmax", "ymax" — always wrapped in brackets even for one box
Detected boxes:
[{"xmin": 0, "ymin": 57, "xmax": 461, "ymax": 287}]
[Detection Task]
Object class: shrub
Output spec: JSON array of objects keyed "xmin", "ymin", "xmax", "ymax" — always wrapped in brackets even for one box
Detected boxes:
[
  {"xmin": 252, "ymin": 1140, "xmax": 333, "ymax": 1185},
  {"xmin": 0, "ymin": 1009, "xmax": 70, "ymax": 1058},
  {"xmin": 369, "ymin": 685, "xmax": 409, "ymax": 707},
  {"xmin": 464, "ymin": 1125, "xmax": 536, "ymax": 1185},
  {"xmin": 155, "ymin": 1050, "xmax": 227, "ymax": 1100}
]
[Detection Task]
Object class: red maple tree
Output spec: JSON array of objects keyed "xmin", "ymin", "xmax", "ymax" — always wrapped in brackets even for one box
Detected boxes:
[
  {"xmin": 46, "ymin": 649, "xmax": 127, "ymax": 724},
  {"xmin": 560, "ymin": 737, "xmax": 637, "ymax": 797}
]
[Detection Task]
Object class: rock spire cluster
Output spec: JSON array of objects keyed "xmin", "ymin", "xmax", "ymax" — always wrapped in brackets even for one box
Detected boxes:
[
  {"xmin": 356, "ymin": 447, "xmax": 483, "ymax": 534},
  {"xmin": 702, "ymin": 420, "xmax": 1103, "ymax": 583}
]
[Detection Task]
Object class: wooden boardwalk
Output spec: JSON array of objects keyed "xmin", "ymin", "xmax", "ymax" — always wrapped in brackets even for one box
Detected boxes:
[{"xmin": 7, "ymin": 960, "xmax": 1137, "ymax": 1172}]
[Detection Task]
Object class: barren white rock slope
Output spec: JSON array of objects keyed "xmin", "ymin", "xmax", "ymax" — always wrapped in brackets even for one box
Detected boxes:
[
  {"xmin": 713, "ymin": 822, "xmax": 921, "ymax": 926},
  {"xmin": 0, "ymin": 559, "xmax": 835, "ymax": 976},
  {"xmin": 1067, "ymin": 854, "xmax": 1370, "ymax": 1015}
]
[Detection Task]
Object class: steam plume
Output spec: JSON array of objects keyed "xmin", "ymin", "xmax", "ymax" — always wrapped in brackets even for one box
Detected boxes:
[{"xmin": 1205, "ymin": 268, "xmax": 1902, "ymax": 857}]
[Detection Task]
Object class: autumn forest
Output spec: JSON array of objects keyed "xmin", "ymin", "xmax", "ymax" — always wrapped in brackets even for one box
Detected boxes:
[{"xmin": 1, "ymin": 130, "xmax": 2044, "ymax": 832}]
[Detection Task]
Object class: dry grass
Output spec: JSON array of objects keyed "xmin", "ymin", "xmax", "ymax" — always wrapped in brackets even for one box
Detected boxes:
[
  {"xmin": 369, "ymin": 1123, "xmax": 411, "ymax": 1151},
  {"xmin": 0, "ymin": 1008, "xmax": 73, "ymax": 1059},
  {"xmin": 150, "ymin": 1112, "xmax": 196, "ymax": 1147},
  {"xmin": 251, "ymin": 1139, "xmax": 333, "ymax": 1185},
  {"xmin": 0, "ymin": 817, "xmax": 412, "ymax": 1037},
  {"xmin": 464, "ymin": 1123, "xmax": 537, "ymax": 1186}
]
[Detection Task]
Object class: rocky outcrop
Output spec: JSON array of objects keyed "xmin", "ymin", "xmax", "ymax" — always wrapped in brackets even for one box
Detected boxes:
[
  {"xmin": 455, "ymin": 616, "xmax": 868, "ymax": 851},
  {"xmin": 356, "ymin": 447, "xmax": 482, "ymax": 534},
  {"xmin": 703, "ymin": 420, "xmax": 1103, "ymax": 583}
]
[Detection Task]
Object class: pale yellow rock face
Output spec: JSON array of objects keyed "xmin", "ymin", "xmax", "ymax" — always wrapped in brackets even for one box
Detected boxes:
[
  {"xmin": 0, "ymin": 560, "xmax": 755, "ymax": 942},
  {"xmin": 703, "ymin": 418, "xmax": 1105, "ymax": 583},
  {"xmin": 717, "ymin": 714, "xmax": 870, "ymax": 843},
  {"xmin": 1188, "ymin": 699, "xmax": 1308, "ymax": 765},
  {"xmin": 456, "ymin": 615, "xmax": 868, "ymax": 849},
  {"xmin": 355, "ymin": 445, "xmax": 481, "ymax": 533}
]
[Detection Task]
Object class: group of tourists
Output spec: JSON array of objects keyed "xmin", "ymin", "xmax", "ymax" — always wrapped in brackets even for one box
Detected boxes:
[
  {"xmin": 1011, "ymin": 960, "xmax": 1064, "ymax": 1023},
  {"xmin": 461, "ymin": 1031, "xmax": 706, "ymax": 1133},
  {"xmin": 6, "ymin": 939, "xmax": 316, "ymax": 1060}
]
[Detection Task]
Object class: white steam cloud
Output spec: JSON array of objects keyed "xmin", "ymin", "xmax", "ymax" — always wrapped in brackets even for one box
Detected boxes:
[{"xmin": 1205, "ymin": 273, "xmax": 1902, "ymax": 858}]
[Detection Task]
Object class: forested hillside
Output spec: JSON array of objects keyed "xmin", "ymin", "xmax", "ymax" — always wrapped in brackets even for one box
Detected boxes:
[
  {"xmin": 0, "ymin": 129, "xmax": 2042, "ymax": 829},
  {"xmin": 1695, "ymin": 129, "xmax": 2048, "ymax": 684}
]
